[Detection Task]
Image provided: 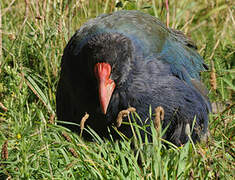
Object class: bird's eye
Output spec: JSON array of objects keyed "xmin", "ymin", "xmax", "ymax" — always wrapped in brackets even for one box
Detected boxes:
[
  {"xmin": 110, "ymin": 66, "xmax": 118, "ymax": 80},
  {"xmin": 110, "ymin": 73, "xmax": 116, "ymax": 81}
]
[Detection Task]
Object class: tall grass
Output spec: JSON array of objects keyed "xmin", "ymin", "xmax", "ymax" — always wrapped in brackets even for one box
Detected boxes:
[{"xmin": 0, "ymin": 0, "xmax": 234, "ymax": 179}]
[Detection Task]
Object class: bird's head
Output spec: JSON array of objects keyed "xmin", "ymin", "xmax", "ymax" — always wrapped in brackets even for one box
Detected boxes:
[{"xmin": 79, "ymin": 32, "xmax": 134, "ymax": 114}]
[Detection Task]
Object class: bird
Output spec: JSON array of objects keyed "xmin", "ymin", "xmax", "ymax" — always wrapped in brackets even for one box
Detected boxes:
[{"xmin": 56, "ymin": 10, "xmax": 211, "ymax": 146}]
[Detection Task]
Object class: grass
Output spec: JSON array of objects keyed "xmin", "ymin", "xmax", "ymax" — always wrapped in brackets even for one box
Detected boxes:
[{"xmin": 0, "ymin": 0, "xmax": 234, "ymax": 179}]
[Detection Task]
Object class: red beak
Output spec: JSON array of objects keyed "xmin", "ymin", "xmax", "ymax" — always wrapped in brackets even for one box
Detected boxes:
[{"xmin": 94, "ymin": 63, "xmax": 116, "ymax": 114}]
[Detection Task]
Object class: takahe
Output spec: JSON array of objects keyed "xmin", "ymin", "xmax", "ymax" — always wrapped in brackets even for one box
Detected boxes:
[{"xmin": 56, "ymin": 10, "xmax": 211, "ymax": 146}]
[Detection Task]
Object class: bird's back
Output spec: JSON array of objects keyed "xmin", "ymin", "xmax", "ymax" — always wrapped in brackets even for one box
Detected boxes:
[{"xmin": 67, "ymin": 10, "xmax": 206, "ymax": 81}]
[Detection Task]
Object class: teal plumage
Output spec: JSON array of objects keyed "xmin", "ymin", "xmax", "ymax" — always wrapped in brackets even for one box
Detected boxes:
[{"xmin": 69, "ymin": 11, "xmax": 206, "ymax": 80}]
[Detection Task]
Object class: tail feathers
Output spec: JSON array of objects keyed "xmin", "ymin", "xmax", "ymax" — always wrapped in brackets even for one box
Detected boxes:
[
  {"xmin": 170, "ymin": 28, "xmax": 197, "ymax": 50},
  {"xmin": 191, "ymin": 78, "xmax": 212, "ymax": 113}
]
